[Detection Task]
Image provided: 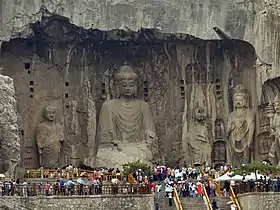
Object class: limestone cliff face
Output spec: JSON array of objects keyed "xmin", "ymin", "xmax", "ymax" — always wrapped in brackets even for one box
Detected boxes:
[
  {"xmin": 0, "ymin": 73, "xmax": 20, "ymax": 175},
  {"xmin": 1, "ymin": 0, "xmax": 280, "ymax": 69},
  {"xmin": 1, "ymin": 0, "xmax": 280, "ymax": 168}
]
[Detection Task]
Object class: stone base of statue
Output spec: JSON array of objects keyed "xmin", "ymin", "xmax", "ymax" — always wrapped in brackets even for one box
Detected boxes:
[{"xmin": 96, "ymin": 141, "xmax": 153, "ymax": 168}]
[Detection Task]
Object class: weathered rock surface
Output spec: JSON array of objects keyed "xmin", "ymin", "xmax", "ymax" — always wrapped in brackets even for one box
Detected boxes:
[
  {"xmin": 0, "ymin": 73, "xmax": 20, "ymax": 175},
  {"xmin": 1, "ymin": 0, "xmax": 280, "ymax": 169},
  {"xmin": 1, "ymin": 0, "xmax": 280, "ymax": 70}
]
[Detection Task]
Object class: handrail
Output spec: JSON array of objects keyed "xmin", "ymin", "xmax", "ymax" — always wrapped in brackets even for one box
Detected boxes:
[
  {"xmin": 173, "ymin": 187, "xmax": 183, "ymax": 210},
  {"xmin": 230, "ymin": 185, "xmax": 241, "ymax": 210},
  {"xmin": 202, "ymin": 185, "xmax": 213, "ymax": 210}
]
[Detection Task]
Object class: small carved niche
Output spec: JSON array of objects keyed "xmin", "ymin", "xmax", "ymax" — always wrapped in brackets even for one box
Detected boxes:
[
  {"xmin": 180, "ymin": 79, "xmax": 185, "ymax": 99},
  {"xmin": 215, "ymin": 78, "xmax": 222, "ymax": 99},
  {"xmin": 101, "ymin": 82, "xmax": 106, "ymax": 98},
  {"xmin": 65, "ymin": 93, "xmax": 69, "ymax": 98},
  {"xmin": 29, "ymin": 81, "xmax": 34, "ymax": 86},
  {"xmin": 143, "ymin": 81, "xmax": 148, "ymax": 101},
  {"xmin": 24, "ymin": 62, "xmax": 31, "ymax": 70},
  {"xmin": 65, "ymin": 82, "xmax": 69, "ymax": 87}
]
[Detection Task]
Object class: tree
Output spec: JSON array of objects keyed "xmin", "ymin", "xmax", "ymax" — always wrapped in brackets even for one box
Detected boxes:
[{"xmin": 122, "ymin": 160, "xmax": 154, "ymax": 176}]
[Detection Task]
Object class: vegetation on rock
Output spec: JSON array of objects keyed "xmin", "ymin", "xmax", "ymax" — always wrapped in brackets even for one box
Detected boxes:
[{"xmin": 122, "ymin": 160, "xmax": 154, "ymax": 176}]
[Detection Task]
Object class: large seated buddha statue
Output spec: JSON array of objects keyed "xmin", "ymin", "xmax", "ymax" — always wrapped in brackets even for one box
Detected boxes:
[{"xmin": 95, "ymin": 65, "xmax": 159, "ymax": 168}]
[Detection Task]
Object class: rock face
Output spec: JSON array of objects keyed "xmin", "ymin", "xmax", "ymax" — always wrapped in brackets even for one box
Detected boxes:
[
  {"xmin": 0, "ymin": 15, "xmax": 257, "ymax": 168},
  {"xmin": 0, "ymin": 74, "xmax": 20, "ymax": 175},
  {"xmin": 1, "ymin": 0, "xmax": 280, "ymax": 168}
]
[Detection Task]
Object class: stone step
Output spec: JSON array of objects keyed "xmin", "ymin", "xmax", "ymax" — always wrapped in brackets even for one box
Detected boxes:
[{"xmin": 210, "ymin": 196, "xmax": 231, "ymax": 210}]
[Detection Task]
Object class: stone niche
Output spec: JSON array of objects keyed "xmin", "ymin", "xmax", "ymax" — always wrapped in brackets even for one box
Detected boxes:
[{"xmin": 0, "ymin": 15, "xmax": 257, "ymax": 169}]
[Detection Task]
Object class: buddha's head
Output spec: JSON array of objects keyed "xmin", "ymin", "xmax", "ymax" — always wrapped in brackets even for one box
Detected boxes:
[
  {"xmin": 115, "ymin": 65, "xmax": 138, "ymax": 98},
  {"xmin": 43, "ymin": 105, "xmax": 57, "ymax": 121},
  {"xmin": 233, "ymin": 85, "xmax": 249, "ymax": 109}
]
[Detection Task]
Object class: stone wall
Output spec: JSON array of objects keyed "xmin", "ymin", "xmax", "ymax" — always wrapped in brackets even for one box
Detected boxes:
[
  {"xmin": 0, "ymin": 194, "xmax": 154, "ymax": 210},
  {"xmin": 238, "ymin": 192, "xmax": 280, "ymax": 210}
]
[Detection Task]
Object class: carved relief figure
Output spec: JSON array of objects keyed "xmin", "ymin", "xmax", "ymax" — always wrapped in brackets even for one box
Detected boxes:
[
  {"xmin": 227, "ymin": 85, "xmax": 255, "ymax": 167},
  {"xmin": 96, "ymin": 65, "xmax": 158, "ymax": 168},
  {"xmin": 267, "ymin": 95, "xmax": 280, "ymax": 165},
  {"xmin": 36, "ymin": 105, "xmax": 65, "ymax": 168},
  {"xmin": 215, "ymin": 119, "xmax": 224, "ymax": 139},
  {"xmin": 188, "ymin": 104, "xmax": 212, "ymax": 166}
]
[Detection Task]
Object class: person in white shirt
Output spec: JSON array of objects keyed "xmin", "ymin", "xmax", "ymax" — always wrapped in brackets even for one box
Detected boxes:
[{"xmin": 231, "ymin": 203, "xmax": 237, "ymax": 210}]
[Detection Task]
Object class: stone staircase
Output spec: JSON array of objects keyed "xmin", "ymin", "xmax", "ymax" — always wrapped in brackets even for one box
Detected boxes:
[
  {"xmin": 154, "ymin": 196, "xmax": 231, "ymax": 210},
  {"xmin": 154, "ymin": 197, "xmax": 177, "ymax": 210},
  {"xmin": 210, "ymin": 196, "xmax": 231, "ymax": 210},
  {"xmin": 180, "ymin": 197, "xmax": 207, "ymax": 210}
]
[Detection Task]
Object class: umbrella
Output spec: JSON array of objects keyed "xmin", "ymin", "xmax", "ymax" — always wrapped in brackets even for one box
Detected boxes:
[
  {"xmin": 244, "ymin": 172, "xmax": 265, "ymax": 181},
  {"xmin": 231, "ymin": 175, "xmax": 243, "ymax": 181},
  {"xmin": 76, "ymin": 178, "xmax": 85, "ymax": 184},
  {"xmin": 214, "ymin": 173, "xmax": 232, "ymax": 182},
  {"xmin": 0, "ymin": 174, "xmax": 5, "ymax": 178},
  {"xmin": 193, "ymin": 162, "xmax": 201, "ymax": 167}
]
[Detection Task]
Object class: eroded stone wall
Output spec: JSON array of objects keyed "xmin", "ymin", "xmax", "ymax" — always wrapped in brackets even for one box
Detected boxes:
[
  {"xmin": 0, "ymin": 74, "xmax": 20, "ymax": 175},
  {"xmin": 0, "ymin": 16, "xmax": 257, "ymax": 168},
  {"xmin": 238, "ymin": 192, "xmax": 280, "ymax": 210},
  {"xmin": 0, "ymin": 194, "xmax": 154, "ymax": 210}
]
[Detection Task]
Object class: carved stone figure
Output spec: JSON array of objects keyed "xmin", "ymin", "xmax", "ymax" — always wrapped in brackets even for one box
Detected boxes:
[
  {"xmin": 213, "ymin": 141, "xmax": 226, "ymax": 163},
  {"xmin": 36, "ymin": 105, "xmax": 65, "ymax": 168},
  {"xmin": 96, "ymin": 65, "xmax": 158, "ymax": 168},
  {"xmin": 227, "ymin": 84, "xmax": 255, "ymax": 167},
  {"xmin": 215, "ymin": 119, "xmax": 224, "ymax": 139},
  {"xmin": 188, "ymin": 104, "xmax": 212, "ymax": 166},
  {"xmin": 267, "ymin": 96, "xmax": 280, "ymax": 165}
]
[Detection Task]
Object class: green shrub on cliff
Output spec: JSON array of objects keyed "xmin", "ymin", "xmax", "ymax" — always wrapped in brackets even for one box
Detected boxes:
[
  {"xmin": 122, "ymin": 160, "xmax": 154, "ymax": 176},
  {"xmin": 232, "ymin": 161, "xmax": 280, "ymax": 175}
]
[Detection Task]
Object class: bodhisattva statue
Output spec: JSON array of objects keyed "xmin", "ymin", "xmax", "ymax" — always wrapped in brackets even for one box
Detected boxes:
[
  {"xmin": 267, "ymin": 95, "xmax": 280, "ymax": 165},
  {"xmin": 96, "ymin": 65, "xmax": 158, "ymax": 168},
  {"xmin": 36, "ymin": 105, "xmax": 65, "ymax": 168},
  {"xmin": 188, "ymin": 105, "xmax": 212, "ymax": 166},
  {"xmin": 227, "ymin": 84, "xmax": 255, "ymax": 167}
]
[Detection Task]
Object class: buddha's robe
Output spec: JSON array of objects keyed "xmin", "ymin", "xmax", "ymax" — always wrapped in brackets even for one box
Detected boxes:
[
  {"xmin": 96, "ymin": 99, "xmax": 157, "ymax": 167},
  {"xmin": 228, "ymin": 108, "xmax": 255, "ymax": 167},
  {"xmin": 36, "ymin": 122, "xmax": 64, "ymax": 168}
]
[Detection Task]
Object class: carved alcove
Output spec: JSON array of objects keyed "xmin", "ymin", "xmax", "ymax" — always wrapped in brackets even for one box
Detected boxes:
[
  {"xmin": 1, "ymin": 15, "xmax": 257, "ymax": 168},
  {"xmin": 258, "ymin": 77, "xmax": 280, "ymax": 163}
]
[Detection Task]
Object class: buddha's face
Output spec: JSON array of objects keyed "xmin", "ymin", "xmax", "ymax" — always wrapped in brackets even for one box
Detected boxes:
[
  {"xmin": 233, "ymin": 94, "xmax": 247, "ymax": 109},
  {"xmin": 44, "ymin": 106, "xmax": 56, "ymax": 121},
  {"xmin": 118, "ymin": 79, "xmax": 137, "ymax": 98},
  {"xmin": 195, "ymin": 107, "xmax": 206, "ymax": 122}
]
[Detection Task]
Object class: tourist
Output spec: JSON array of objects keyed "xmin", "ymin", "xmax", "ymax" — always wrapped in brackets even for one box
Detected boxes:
[
  {"xmin": 168, "ymin": 192, "xmax": 173, "ymax": 206},
  {"xmin": 231, "ymin": 203, "xmax": 237, "ymax": 210},
  {"xmin": 45, "ymin": 182, "xmax": 50, "ymax": 196},
  {"xmin": 154, "ymin": 203, "xmax": 159, "ymax": 210},
  {"xmin": 211, "ymin": 199, "xmax": 218, "ymax": 210}
]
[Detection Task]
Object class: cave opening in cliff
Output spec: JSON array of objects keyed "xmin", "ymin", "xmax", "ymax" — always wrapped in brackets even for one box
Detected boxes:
[{"xmin": 0, "ymin": 14, "xmax": 257, "ymax": 168}]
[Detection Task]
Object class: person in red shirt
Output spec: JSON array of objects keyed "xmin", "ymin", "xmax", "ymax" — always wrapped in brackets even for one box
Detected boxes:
[
  {"xmin": 45, "ymin": 182, "xmax": 50, "ymax": 196},
  {"xmin": 151, "ymin": 182, "xmax": 156, "ymax": 193}
]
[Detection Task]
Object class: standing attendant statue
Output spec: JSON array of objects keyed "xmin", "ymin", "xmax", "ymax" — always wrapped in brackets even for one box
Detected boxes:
[
  {"xmin": 267, "ymin": 95, "xmax": 280, "ymax": 165},
  {"xmin": 96, "ymin": 65, "xmax": 159, "ymax": 167},
  {"xmin": 36, "ymin": 105, "xmax": 65, "ymax": 168},
  {"xmin": 227, "ymin": 84, "xmax": 255, "ymax": 167}
]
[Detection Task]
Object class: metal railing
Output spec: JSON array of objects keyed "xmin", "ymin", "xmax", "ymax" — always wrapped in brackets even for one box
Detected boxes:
[
  {"xmin": 202, "ymin": 184, "xmax": 213, "ymax": 210},
  {"xmin": 0, "ymin": 183, "xmax": 152, "ymax": 197},
  {"xmin": 230, "ymin": 185, "xmax": 241, "ymax": 210},
  {"xmin": 22, "ymin": 169, "xmax": 125, "ymax": 182},
  {"xmin": 173, "ymin": 187, "xmax": 183, "ymax": 210}
]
